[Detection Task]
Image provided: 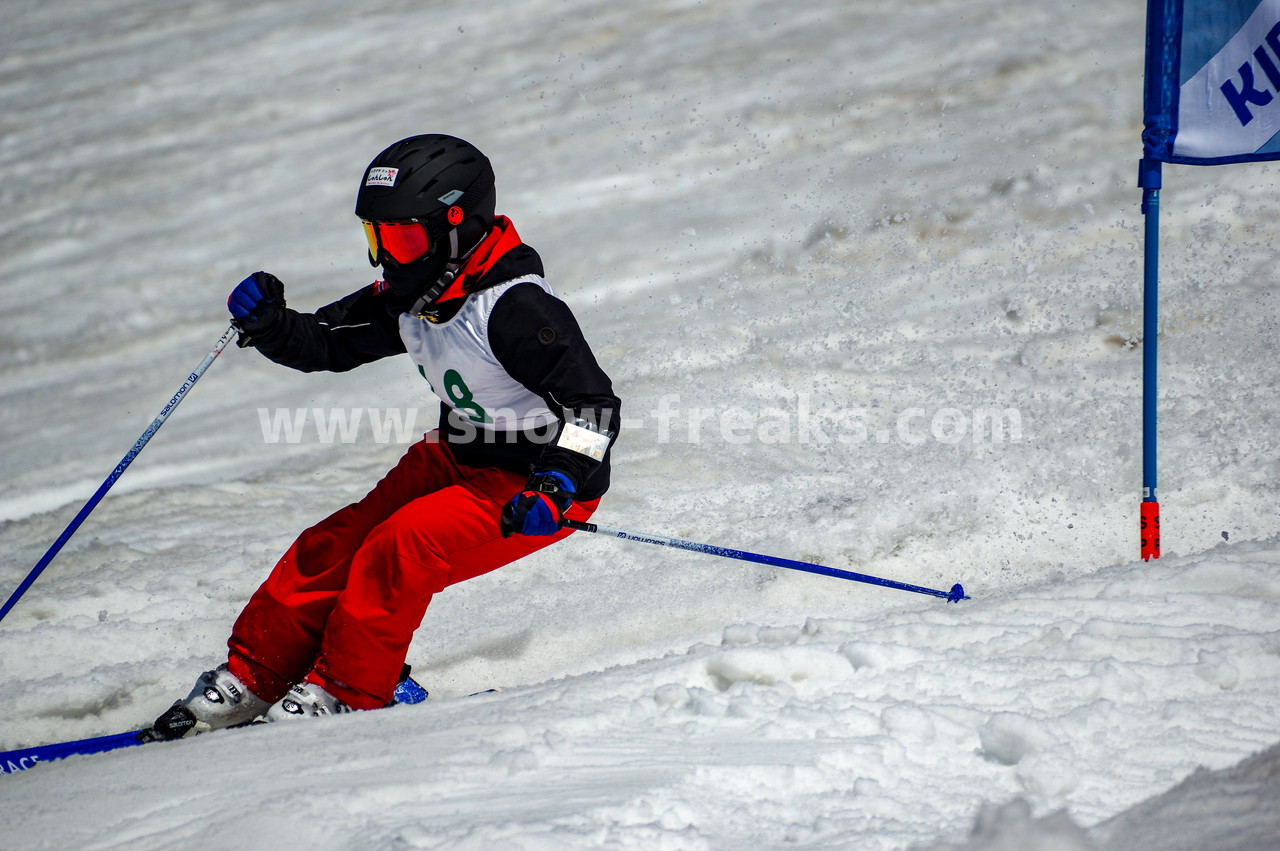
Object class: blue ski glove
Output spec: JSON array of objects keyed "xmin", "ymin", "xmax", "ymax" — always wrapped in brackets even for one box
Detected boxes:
[
  {"xmin": 500, "ymin": 471, "xmax": 576, "ymax": 537},
  {"xmin": 228, "ymin": 271, "xmax": 286, "ymax": 335}
]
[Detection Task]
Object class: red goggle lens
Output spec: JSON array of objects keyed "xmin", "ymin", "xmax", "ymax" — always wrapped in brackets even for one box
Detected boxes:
[{"xmin": 362, "ymin": 220, "xmax": 432, "ymax": 264}]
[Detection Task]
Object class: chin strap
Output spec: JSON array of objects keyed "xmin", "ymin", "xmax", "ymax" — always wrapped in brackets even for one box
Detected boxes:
[
  {"xmin": 410, "ymin": 227, "xmax": 485, "ymax": 321},
  {"xmin": 411, "ymin": 266, "xmax": 459, "ymax": 319}
]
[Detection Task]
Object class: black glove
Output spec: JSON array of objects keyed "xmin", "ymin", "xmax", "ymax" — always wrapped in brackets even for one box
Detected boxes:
[
  {"xmin": 500, "ymin": 471, "xmax": 576, "ymax": 537},
  {"xmin": 227, "ymin": 272, "xmax": 286, "ymax": 336}
]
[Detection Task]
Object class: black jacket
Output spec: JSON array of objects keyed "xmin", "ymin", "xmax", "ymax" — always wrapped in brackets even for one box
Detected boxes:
[{"xmin": 244, "ymin": 242, "xmax": 619, "ymax": 500}]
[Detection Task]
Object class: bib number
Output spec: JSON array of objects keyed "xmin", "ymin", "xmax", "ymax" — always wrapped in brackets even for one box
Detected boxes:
[{"xmin": 442, "ymin": 368, "xmax": 490, "ymax": 423}]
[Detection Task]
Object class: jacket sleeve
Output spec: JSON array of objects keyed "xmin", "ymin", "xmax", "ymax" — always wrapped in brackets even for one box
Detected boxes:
[
  {"xmin": 243, "ymin": 284, "xmax": 407, "ymax": 373},
  {"xmin": 487, "ymin": 283, "xmax": 621, "ymax": 490}
]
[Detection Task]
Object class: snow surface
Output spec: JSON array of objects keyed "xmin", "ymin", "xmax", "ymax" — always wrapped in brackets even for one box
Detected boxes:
[{"xmin": 2, "ymin": 0, "xmax": 1279, "ymax": 848}]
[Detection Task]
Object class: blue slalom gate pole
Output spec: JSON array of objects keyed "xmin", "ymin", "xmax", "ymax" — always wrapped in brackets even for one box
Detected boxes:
[
  {"xmin": 561, "ymin": 519, "xmax": 968, "ymax": 602},
  {"xmin": 1139, "ymin": 157, "xmax": 1161, "ymax": 560},
  {"xmin": 0, "ymin": 324, "xmax": 238, "ymax": 625}
]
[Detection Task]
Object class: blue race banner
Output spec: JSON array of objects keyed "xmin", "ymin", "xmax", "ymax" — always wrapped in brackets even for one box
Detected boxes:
[{"xmin": 1145, "ymin": 0, "xmax": 1280, "ymax": 164}]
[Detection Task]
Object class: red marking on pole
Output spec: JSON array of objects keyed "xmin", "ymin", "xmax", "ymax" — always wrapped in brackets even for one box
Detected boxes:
[{"xmin": 1141, "ymin": 502, "xmax": 1161, "ymax": 560}]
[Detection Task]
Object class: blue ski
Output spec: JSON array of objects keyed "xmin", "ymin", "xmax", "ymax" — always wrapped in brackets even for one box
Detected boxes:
[
  {"xmin": 1, "ymin": 730, "xmax": 148, "ymax": 775},
  {"xmin": 0, "ymin": 676, "xmax": 431, "ymax": 777}
]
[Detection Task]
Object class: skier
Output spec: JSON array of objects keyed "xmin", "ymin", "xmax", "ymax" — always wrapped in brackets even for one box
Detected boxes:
[{"xmin": 153, "ymin": 134, "xmax": 619, "ymax": 735}]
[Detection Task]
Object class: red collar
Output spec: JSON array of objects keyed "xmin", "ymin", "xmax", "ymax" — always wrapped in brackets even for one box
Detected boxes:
[{"xmin": 434, "ymin": 216, "xmax": 523, "ymax": 303}]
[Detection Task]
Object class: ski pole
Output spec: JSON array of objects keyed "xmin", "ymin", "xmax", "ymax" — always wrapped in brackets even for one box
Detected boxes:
[
  {"xmin": 0, "ymin": 323, "xmax": 238, "ymax": 625},
  {"xmin": 561, "ymin": 519, "xmax": 969, "ymax": 602}
]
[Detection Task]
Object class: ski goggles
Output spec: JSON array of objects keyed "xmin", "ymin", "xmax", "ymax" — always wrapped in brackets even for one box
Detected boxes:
[{"xmin": 361, "ymin": 219, "xmax": 433, "ymax": 265}]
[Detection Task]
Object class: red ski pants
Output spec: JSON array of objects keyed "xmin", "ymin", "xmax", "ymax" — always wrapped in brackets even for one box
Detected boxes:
[{"xmin": 226, "ymin": 433, "xmax": 597, "ymax": 710}]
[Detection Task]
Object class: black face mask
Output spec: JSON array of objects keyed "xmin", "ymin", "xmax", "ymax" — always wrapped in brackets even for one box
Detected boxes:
[{"xmin": 381, "ymin": 246, "xmax": 450, "ymax": 300}]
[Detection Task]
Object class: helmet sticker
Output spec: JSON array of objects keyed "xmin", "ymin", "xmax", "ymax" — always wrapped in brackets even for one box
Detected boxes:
[
  {"xmin": 438, "ymin": 189, "xmax": 464, "ymax": 204},
  {"xmin": 447, "ymin": 205, "xmax": 464, "ymax": 225},
  {"xmin": 365, "ymin": 167, "xmax": 399, "ymax": 187}
]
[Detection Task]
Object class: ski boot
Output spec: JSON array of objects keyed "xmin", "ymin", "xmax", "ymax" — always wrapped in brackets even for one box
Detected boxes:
[
  {"xmin": 266, "ymin": 679, "xmax": 351, "ymax": 721},
  {"xmin": 146, "ymin": 664, "xmax": 271, "ymax": 741}
]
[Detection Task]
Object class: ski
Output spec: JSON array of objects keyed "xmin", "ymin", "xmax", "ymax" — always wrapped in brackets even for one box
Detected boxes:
[
  {"xmin": 0, "ymin": 676, "xmax": 431, "ymax": 777},
  {"xmin": 1, "ymin": 730, "xmax": 149, "ymax": 775}
]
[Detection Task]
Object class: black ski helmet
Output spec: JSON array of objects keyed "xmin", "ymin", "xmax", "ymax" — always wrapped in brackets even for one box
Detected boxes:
[{"xmin": 355, "ymin": 134, "xmax": 496, "ymax": 271}]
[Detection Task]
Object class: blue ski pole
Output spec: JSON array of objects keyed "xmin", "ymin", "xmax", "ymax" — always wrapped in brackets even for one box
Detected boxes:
[
  {"xmin": 561, "ymin": 519, "xmax": 968, "ymax": 602},
  {"xmin": 0, "ymin": 323, "xmax": 238, "ymax": 625}
]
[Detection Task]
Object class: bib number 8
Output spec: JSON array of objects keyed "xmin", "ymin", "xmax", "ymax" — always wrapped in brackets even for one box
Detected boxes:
[{"xmin": 443, "ymin": 369, "xmax": 490, "ymax": 423}]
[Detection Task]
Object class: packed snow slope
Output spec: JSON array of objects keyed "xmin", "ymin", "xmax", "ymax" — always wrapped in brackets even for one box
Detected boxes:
[{"xmin": 2, "ymin": 0, "xmax": 1278, "ymax": 848}]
